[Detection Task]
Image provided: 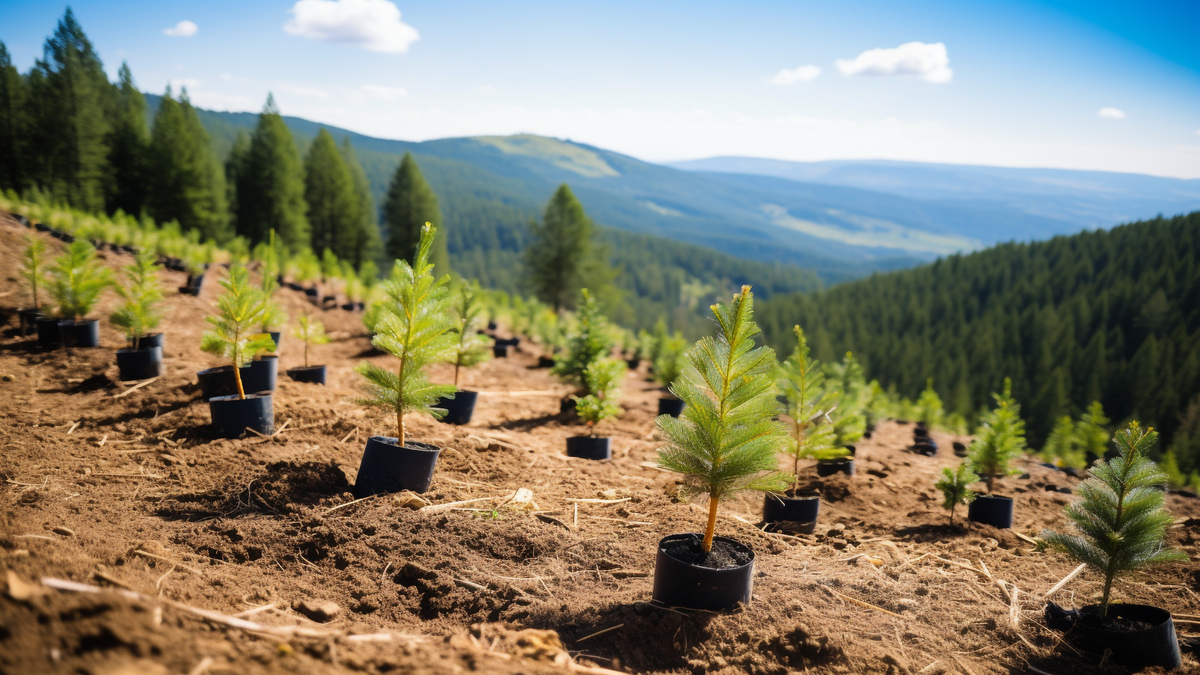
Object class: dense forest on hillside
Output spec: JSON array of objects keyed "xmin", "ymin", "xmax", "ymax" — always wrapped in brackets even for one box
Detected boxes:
[{"xmin": 759, "ymin": 212, "xmax": 1200, "ymax": 461}]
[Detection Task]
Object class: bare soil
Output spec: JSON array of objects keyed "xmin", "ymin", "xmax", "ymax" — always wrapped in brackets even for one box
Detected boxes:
[{"xmin": 2, "ymin": 214, "xmax": 1200, "ymax": 675}]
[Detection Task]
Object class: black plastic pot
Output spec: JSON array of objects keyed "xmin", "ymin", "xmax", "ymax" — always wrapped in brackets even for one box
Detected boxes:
[
  {"xmin": 135, "ymin": 333, "xmax": 164, "ymax": 351},
  {"xmin": 304, "ymin": 288, "xmax": 319, "ymax": 303},
  {"xmin": 626, "ymin": 357, "xmax": 640, "ymax": 369},
  {"xmin": 34, "ymin": 222, "xmax": 51, "ymax": 232},
  {"xmin": 36, "ymin": 316, "xmax": 61, "ymax": 348},
  {"xmin": 266, "ymin": 331, "xmax": 281, "ymax": 351},
  {"xmin": 197, "ymin": 366, "xmax": 237, "ymax": 400},
  {"xmin": 657, "ymin": 397, "xmax": 685, "ymax": 417},
  {"xmin": 186, "ymin": 273, "xmax": 204, "ymax": 293},
  {"xmin": 536, "ymin": 356, "xmax": 555, "ymax": 368},
  {"xmin": 58, "ymin": 319, "xmax": 100, "ymax": 348},
  {"xmin": 762, "ymin": 492, "xmax": 820, "ymax": 534},
  {"xmin": 844, "ymin": 444, "xmax": 857, "ymax": 457},
  {"xmin": 953, "ymin": 441, "xmax": 968, "ymax": 457},
  {"xmin": 208, "ymin": 393, "xmax": 274, "ymax": 438},
  {"xmin": 967, "ymin": 495, "xmax": 1013, "ymax": 528},
  {"xmin": 287, "ymin": 282, "xmax": 303, "ymax": 291},
  {"xmin": 353, "ymin": 437, "xmax": 441, "ymax": 497},
  {"xmin": 18, "ymin": 309, "xmax": 42, "ymax": 335},
  {"xmin": 356, "ymin": 301, "xmax": 365, "ymax": 311},
  {"xmin": 912, "ymin": 442, "xmax": 938, "ymax": 456},
  {"xmin": 816, "ymin": 458, "xmax": 855, "ymax": 477},
  {"xmin": 436, "ymin": 390, "xmax": 478, "ymax": 425},
  {"xmin": 1064, "ymin": 604, "xmax": 1181, "ymax": 669},
  {"xmin": 652, "ymin": 533, "xmax": 755, "ymax": 610},
  {"xmin": 487, "ymin": 321, "xmax": 498, "ymax": 331},
  {"xmin": 244, "ymin": 355, "xmax": 278, "ymax": 393},
  {"xmin": 560, "ymin": 397, "xmax": 577, "ymax": 415},
  {"xmin": 116, "ymin": 346, "xmax": 163, "ymax": 381},
  {"xmin": 341, "ymin": 302, "xmax": 355, "ymax": 311},
  {"xmin": 287, "ymin": 365, "xmax": 327, "ymax": 385},
  {"xmin": 566, "ymin": 435, "xmax": 611, "ymax": 460},
  {"xmin": 500, "ymin": 337, "xmax": 520, "ymax": 348},
  {"xmin": 198, "ymin": 358, "xmax": 277, "ymax": 401},
  {"xmin": 493, "ymin": 344, "xmax": 510, "ymax": 358}
]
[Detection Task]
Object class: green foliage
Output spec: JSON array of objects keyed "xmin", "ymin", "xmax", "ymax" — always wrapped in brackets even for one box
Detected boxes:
[
  {"xmin": 967, "ymin": 379, "xmax": 1028, "ymax": 494},
  {"xmin": 292, "ymin": 314, "xmax": 329, "ymax": 369},
  {"xmin": 777, "ymin": 326, "xmax": 842, "ymax": 487},
  {"xmin": 339, "ymin": 138, "xmax": 382, "ymax": 268},
  {"xmin": 525, "ymin": 184, "xmax": 610, "ymax": 312},
  {"xmin": 288, "ymin": 248, "xmax": 321, "ymax": 285},
  {"xmin": 1041, "ymin": 401, "xmax": 1111, "ymax": 469},
  {"xmin": 147, "ymin": 88, "xmax": 230, "ymax": 242},
  {"xmin": 107, "ymin": 62, "xmax": 149, "ymax": 217},
  {"xmin": 109, "ymin": 248, "xmax": 162, "ymax": 346},
  {"xmin": 47, "ymin": 239, "xmax": 112, "ymax": 321},
  {"xmin": 657, "ymin": 286, "xmax": 789, "ymax": 552},
  {"xmin": 653, "ymin": 332, "xmax": 688, "ymax": 390},
  {"xmin": 552, "ymin": 289, "xmax": 613, "ymax": 394},
  {"xmin": 1167, "ymin": 395, "xmax": 1200, "ymax": 482},
  {"xmin": 19, "ymin": 234, "xmax": 49, "ymax": 310},
  {"xmin": 1043, "ymin": 423, "xmax": 1187, "ymax": 616},
  {"xmin": 450, "ymin": 280, "xmax": 492, "ymax": 388},
  {"xmin": 824, "ymin": 352, "xmax": 868, "ymax": 448},
  {"xmin": 384, "ymin": 153, "xmax": 449, "ymax": 276},
  {"xmin": 916, "ymin": 379, "xmax": 944, "ymax": 429},
  {"xmin": 199, "ymin": 266, "xmax": 275, "ymax": 398},
  {"xmin": 236, "ymin": 95, "xmax": 309, "ymax": 251},
  {"xmin": 355, "ymin": 224, "xmax": 457, "ymax": 445},
  {"xmin": 305, "ymin": 129, "xmax": 360, "ymax": 263},
  {"xmin": 574, "ymin": 358, "xmax": 625, "ymax": 429},
  {"xmin": 935, "ymin": 463, "xmax": 979, "ymax": 523}
]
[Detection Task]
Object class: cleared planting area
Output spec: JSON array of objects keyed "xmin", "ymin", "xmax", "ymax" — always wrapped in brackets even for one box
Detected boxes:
[{"xmin": 2, "ymin": 214, "xmax": 1199, "ymax": 674}]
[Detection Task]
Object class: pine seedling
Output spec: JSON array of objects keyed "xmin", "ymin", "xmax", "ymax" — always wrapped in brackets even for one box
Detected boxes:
[
  {"xmin": 575, "ymin": 358, "xmax": 625, "ymax": 432},
  {"xmin": 653, "ymin": 332, "xmax": 688, "ymax": 390},
  {"xmin": 1043, "ymin": 422, "xmax": 1186, "ymax": 617},
  {"xmin": 292, "ymin": 314, "xmax": 329, "ymax": 369},
  {"xmin": 824, "ymin": 352, "xmax": 868, "ymax": 448},
  {"xmin": 110, "ymin": 248, "xmax": 163, "ymax": 350},
  {"xmin": 968, "ymin": 379, "xmax": 1027, "ymax": 494},
  {"xmin": 450, "ymin": 280, "xmax": 492, "ymax": 389},
  {"xmin": 257, "ymin": 230, "xmax": 288, "ymax": 334},
  {"xmin": 200, "ymin": 267, "xmax": 275, "ymax": 400},
  {"xmin": 48, "ymin": 239, "xmax": 113, "ymax": 322},
  {"xmin": 935, "ymin": 463, "xmax": 980, "ymax": 523},
  {"xmin": 777, "ymin": 326, "xmax": 841, "ymax": 492},
  {"xmin": 552, "ymin": 289, "xmax": 613, "ymax": 394},
  {"xmin": 657, "ymin": 286, "xmax": 790, "ymax": 553},
  {"xmin": 20, "ymin": 235, "xmax": 49, "ymax": 311},
  {"xmin": 355, "ymin": 224, "xmax": 457, "ymax": 447},
  {"xmin": 916, "ymin": 378, "xmax": 944, "ymax": 429},
  {"xmin": 1077, "ymin": 401, "xmax": 1111, "ymax": 459}
]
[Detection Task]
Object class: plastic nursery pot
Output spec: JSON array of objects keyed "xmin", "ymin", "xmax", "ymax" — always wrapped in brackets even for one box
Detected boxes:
[
  {"xmin": 566, "ymin": 436, "xmax": 611, "ymax": 460},
  {"xmin": 487, "ymin": 321, "xmax": 498, "ymax": 331},
  {"xmin": 657, "ymin": 397, "xmax": 685, "ymax": 417},
  {"xmin": 493, "ymin": 344, "xmax": 510, "ymax": 358},
  {"xmin": 501, "ymin": 337, "xmax": 520, "ymax": 349},
  {"xmin": 652, "ymin": 533, "xmax": 755, "ymax": 610},
  {"xmin": 304, "ymin": 288, "xmax": 319, "ymax": 303},
  {"xmin": 58, "ymin": 319, "xmax": 100, "ymax": 348},
  {"xmin": 243, "ymin": 355, "xmax": 278, "ymax": 393},
  {"xmin": 912, "ymin": 442, "xmax": 938, "ymax": 457},
  {"xmin": 208, "ymin": 393, "xmax": 274, "ymax": 438},
  {"xmin": 197, "ymin": 366, "xmax": 237, "ymax": 400},
  {"xmin": 435, "ymin": 390, "xmax": 478, "ymax": 425},
  {"xmin": 137, "ymin": 333, "xmax": 165, "ymax": 351},
  {"xmin": 353, "ymin": 437, "xmax": 442, "ymax": 497},
  {"xmin": 559, "ymin": 397, "xmax": 577, "ymax": 415},
  {"xmin": 116, "ymin": 346, "xmax": 163, "ymax": 381},
  {"xmin": 266, "ymin": 332, "xmax": 281, "ymax": 351},
  {"xmin": 36, "ymin": 317, "xmax": 61, "ymax": 348},
  {"xmin": 286, "ymin": 282, "xmax": 303, "ymax": 292},
  {"xmin": 187, "ymin": 274, "xmax": 204, "ymax": 293},
  {"xmin": 816, "ymin": 458, "xmax": 855, "ymax": 477},
  {"xmin": 286, "ymin": 365, "xmax": 327, "ymax": 385},
  {"xmin": 952, "ymin": 441, "xmax": 968, "ymax": 457},
  {"xmin": 536, "ymin": 356, "xmax": 555, "ymax": 368},
  {"xmin": 341, "ymin": 302, "xmax": 355, "ymax": 311},
  {"xmin": 1068, "ymin": 604, "xmax": 1182, "ymax": 669},
  {"xmin": 762, "ymin": 491, "xmax": 820, "ymax": 534},
  {"xmin": 967, "ymin": 495, "xmax": 1013, "ymax": 528},
  {"xmin": 844, "ymin": 445, "xmax": 857, "ymax": 457},
  {"xmin": 18, "ymin": 309, "xmax": 42, "ymax": 335},
  {"xmin": 626, "ymin": 358, "xmax": 640, "ymax": 370}
]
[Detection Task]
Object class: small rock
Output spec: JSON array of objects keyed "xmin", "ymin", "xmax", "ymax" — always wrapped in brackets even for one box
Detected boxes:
[
  {"xmin": 1058, "ymin": 487, "xmax": 1073, "ymax": 495},
  {"xmin": 293, "ymin": 599, "xmax": 340, "ymax": 622}
]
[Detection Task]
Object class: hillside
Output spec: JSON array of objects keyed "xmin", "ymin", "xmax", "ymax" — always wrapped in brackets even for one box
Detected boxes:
[{"xmin": 758, "ymin": 211, "xmax": 1200, "ymax": 455}]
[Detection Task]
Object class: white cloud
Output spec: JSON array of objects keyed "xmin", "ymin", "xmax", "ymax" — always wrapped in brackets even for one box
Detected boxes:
[
  {"xmin": 280, "ymin": 84, "xmax": 330, "ymax": 99},
  {"xmin": 362, "ymin": 84, "xmax": 408, "ymax": 100},
  {"xmin": 284, "ymin": 0, "xmax": 419, "ymax": 53},
  {"xmin": 835, "ymin": 42, "xmax": 952, "ymax": 83},
  {"xmin": 163, "ymin": 20, "xmax": 198, "ymax": 37},
  {"xmin": 169, "ymin": 77, "xmax": 202, "ymax": 91},
  {"xmin": 1098, "ymin": 107, "xmax": 1127, "ymax": 119},
  {"xmin": 769, "ymin": 65, "xmax": 821, "ymax": 85}
]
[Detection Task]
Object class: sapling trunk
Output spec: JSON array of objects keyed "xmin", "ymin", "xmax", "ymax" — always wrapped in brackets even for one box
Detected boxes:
[
  {"xmin": 454, "ymin": 360, "xmax": 461, "ymax": 389},
  {"xmin": 304, "ymin": 336, "xmax": 309, "ymax": 369},
  {"xmin": 703, "ymin": 498, "xmax": 720, "ymax": 552},
  {"xmin": 233, "ymin": 338, "xmax": 246, "ymax": 400},
  {"xmin": 134, "ymin": 335, "xmax": 140, "ymax": 351}
]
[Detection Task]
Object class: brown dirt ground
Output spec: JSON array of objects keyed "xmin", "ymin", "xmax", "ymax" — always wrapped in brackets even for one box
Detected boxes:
[{"xmin": 2, "ymin": 214, "xmax": 1200, "ymax": 675}]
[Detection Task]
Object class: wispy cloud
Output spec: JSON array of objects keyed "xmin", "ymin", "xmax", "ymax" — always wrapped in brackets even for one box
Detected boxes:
[
  {"xmin": 836, "ymin": 42, "xmax": 952, "ymax": 83},
  {"xmin": 280, "ymin": 84, "xmax": 330, "ymax": 99},
  {"xmin": 361, "ymin": 84, "xmax": 408, "ymax": 100},
  {"xmin": 1098, "ymin": 107, "xmax": 1127, "ymax": 119},
  {"xmin": 284, "ymin": 0, "xmax": 419, "ymax": 53},
  {"xmin": 769, "ymin": 65, "xmax": 821, "ymax": 85},
  {"xmin": 163, "ymin": 20, "xmax": 198, "ymax": 37},
  {"xmin": 169, "ymin": 77, "xmax": 202, "ymax": 91},
  {"xmin": 220, "ymin": 73, "xmax": 253, "ymax": 84}
]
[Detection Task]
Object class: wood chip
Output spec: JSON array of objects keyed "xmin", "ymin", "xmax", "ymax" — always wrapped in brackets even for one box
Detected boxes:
[{"xmin": 112, "ymin": 377, "xmax": 159, "ymax": 398}]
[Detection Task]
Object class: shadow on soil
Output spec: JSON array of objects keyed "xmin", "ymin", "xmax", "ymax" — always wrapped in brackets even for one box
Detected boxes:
[{"xmin": 154, "ymin": 460, "xmax": 350, "ymax": 520}]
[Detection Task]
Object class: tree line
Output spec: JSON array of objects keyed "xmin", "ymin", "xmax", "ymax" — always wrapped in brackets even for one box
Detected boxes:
[{"xmin": 757, "ymin": 211, "xmax": 1200, "ymax": 467}]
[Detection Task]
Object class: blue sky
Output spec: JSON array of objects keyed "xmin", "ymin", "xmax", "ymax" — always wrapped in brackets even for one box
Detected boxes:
[{"xmin": 3, "ymin": 0, "xmax": 1199, "ymax": 177}]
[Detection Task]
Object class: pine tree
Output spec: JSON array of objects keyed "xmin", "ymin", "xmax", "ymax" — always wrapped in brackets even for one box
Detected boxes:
[
  {"xmin": 106, "ymin": 62, "xmax": 148, "ymax": 216},
  {"xmin": 0, "ymin": 42, "xmax": 27, "ymax": 192},
  {"xmin": 968, "ymin": 379, "xmax": 1027, "ymax": 494},
  {"xmin": 449, "ymin": 280, "xmax": 492, "ymax": 389},
  {"xmin": 657, "ymin": 286, "xmax": 789, "ymax": 552},
  {"xmin": 109, "ymin": 248, "xmax": 162, "ymax": 349},
  {"xmin": 916, "ymin": 378, "xmax": 944, "ymax": 428},
  {"xmin": 304, "ymin": 129, "xmax": 359, "ymax": 261},
  {"xmin": 47, "ymin": 239, "xmax": 113, "ymax": 322},
  {"xmin": 236, "ymin": 94, "xmax": 309, "ymax": 250},
  {"xmin": 200, "ymin": 267, "xmax": 274, "ymax": 400},
  {"xmin": 292, "ymin": 313, "xmax": 329, "ymax": 369},
  {"xmin": 653, "ymin": 332, "xmax": 688, "ymax": 390},
  {"xmin": 1043, "ymin": 423, "xmax": 1187, "ymax": 616},
  {"xmin": 356, "ymin": 224, "xmax": 457, "ymax": 446},
  {"xmin": 575, "ymin": 359, "xmax": 625, "ymax": 432},
  {"xmin": 340, "ymin": 137, "xmax": 382, "ymax": 268},
  {"xmin": 552, "ymin": 289, "xmax": 613, "ymax": 394},
  {"xmin": 224, "ymin": 131, "xmax": 249, "ymax": 233},
  {"xmin": 777, "ymin": 326, "xmax": 840, "ymax": 490},
  {"xmin": 383, "ymin": 153, "xmax": 448, "ymax": 276},
  {"xmin": 147, "ymin": 88, "xmax": 229, "ymax": 241},
  {"xmin": 935, "ymin": 463, "xmax": 980, "ymax": 523},
  {"xmin": 19, "ymin": 235, "xmax": 49, "ymax": 312},
  {"xmin": 525, "ymin": 184, "xmax": 595, "ymax": 312}
]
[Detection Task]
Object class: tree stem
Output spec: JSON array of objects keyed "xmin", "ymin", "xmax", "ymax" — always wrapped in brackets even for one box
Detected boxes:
[{"xmin": 702, "ymin": 497, "xmax": 720, "ymax": 552}]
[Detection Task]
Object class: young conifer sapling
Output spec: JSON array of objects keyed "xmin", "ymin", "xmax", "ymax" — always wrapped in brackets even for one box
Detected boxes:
[
  {"xmin": 200, "ymin": 267, "xmax": 275, "ymax": 400},
  {"xmin": 574, "ymin": 358, "xmax": 625, "ymax": 434},
  {"xmin": 110, "ymin": 249, "xmax": 163, "ymax": 351},
  {"xmin": 935, "ymin": 463, "xmax": 980, "ymax": 523},
  {"xmin": 450, "ymin": 280, "xmax": 492, "ymax": 389},
  {"xmin": 653, "ymin": 332, "xmax": 688, "ymax": 394},
  {"xmin": 968, "ymin": 378, "xmax": 1027, "ymax": 494},
  {"xmin": 552, "ymin": 288, "xmax": 612, "ymax": 395},
  {"xmin": 292, "ymin": 313, "xmax": 329, "ymax": 369},
  {"xmin": 777, "ymin": 326, "xmax": 839, "ymax": 492},
  {"xmin": 657, "ymin": 286, "xmax": 789, "ymax": 553},
  {"xmin": 20, "ymin": 235, "xmax": 49, "ymax": 313},
  {"xmin": 48, "ymin": 239, "xmax": 113, "ymax": 324},
  {"xmin": 356, "ymin": 224, "xmax": 457, "ymax": 447}
]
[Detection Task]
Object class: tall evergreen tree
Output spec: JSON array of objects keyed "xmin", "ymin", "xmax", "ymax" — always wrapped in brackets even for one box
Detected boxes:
[
  {"xmin": 0, "ymin": 42, "xmax": 27, "ymax": 192},
  {"xmin": 224, "ymin": 131, "xmax": 250, "ymax": 233},
  {"xmin": 340, "ymin": 137, "xmax": 382, "ymax": 268},
  {"xmin": 304, "ymin": 129, "xmax": 359, "ymax": 261},
  {"xmin": 383, "ymin": 152, "xmax": 448, "ymax": 274},
  {"xmin": 106, "ymin": 62, "xmax": 148, "ymax": 216},
  {"xmin": 146, "ymin": 88, "xmax": 229, "ymax": 241},
  {"xmin": 236, "ymin": 94, "xmax": 309, "ymax": 250},
  {"xmin": 525, "ymin": 184, "xmax": 596, "ymax": 312}
]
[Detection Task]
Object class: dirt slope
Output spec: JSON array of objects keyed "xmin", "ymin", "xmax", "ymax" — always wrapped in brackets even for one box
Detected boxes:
[{"xmin": 2, "ymin": 214, "xmax": 1199, "ymax": 675}]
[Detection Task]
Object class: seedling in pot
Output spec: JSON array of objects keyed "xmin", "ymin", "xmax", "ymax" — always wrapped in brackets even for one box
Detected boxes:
[
  {"xmin": 19, "ymin": 234, "xmax": 49, "ymax": 312},
  {"xmin": 353, "ymin": 224, "xmax": 456, "ymax": 496},
  {"xmin": 935, "ymin": 463, "xmax": 979, "ymax": 524},
  {"xmin": 552, "ymin": 288, "xmax": 612, "ymax": 396},
  {"xmin": 110, "ymin": 248, "xmax": 163, "ymax": 352},
  {"xmin": 565, "ymin": 358, "xmax": 625, "ymax": 460},
  {"xmin": 293, "ymin": 314, "xmax": 328, "ymax": 369},
  {"xmin": 257, "ymin": 230, "xmax": 288, "ymax": 348},
  {"xmin": 965, "ymin": 378, "xmax": 1026, "ymax": 528},
  {"xmin": 48, "ymin": 239, "xmax": 113, "ymax": 348},
  {"xmin": 777, "ymin": 326, "xmax": 842, "ymax": 488},
  {"xmin": 653, "ymin": 331, "xmax": 688, "ymax": 416},
  {"xmin": 200, "ymin": 267, "xmax": 276, "ymax": 437},
  {"xmin": 449, "ymin": 280, "xmax": 492, "ymax": 390}
]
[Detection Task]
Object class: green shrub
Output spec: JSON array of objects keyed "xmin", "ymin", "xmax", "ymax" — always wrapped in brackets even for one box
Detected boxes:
[
  {"xmin": 48, "ymin": 240, "xmax": 113, "ymax": 322},
  {"xmin": 657, "ymin": 286, "xmax": 789, "ymax": 552},
  {"xmin": 450, "ymin": 280, "xmax": 492, "ymax": 389},
  {"xmin": 575, "ymin": 358, "xmax": 625, "ymax": 430},
  {"xmin": 935, "ymin": 463, "xmax": 979, "ymax": 523},
  {"xmin": 110, "ymin": 248, "xmax": 163, "ymax": 349},
  {"xmin": 292, "ymin": 314, "xmax": 329, "ymax": 369},
  {"xmin": 200, "ymin": 267, "xmax": 275, "ymax": 399},
  {"xmin": 19, "ymin": 234, "xmax": 49, "ymax": 311},
  {"xmin": 916, "ymin": 378, "xmax": 944, "ymax": 429},
  {"xmin": 967, "ymin": 378, "xmax": 1027, "ymax": 494},
  {"xmin": 1043, "ymin": 422, "xmax": 1186, "ymax": 616}
]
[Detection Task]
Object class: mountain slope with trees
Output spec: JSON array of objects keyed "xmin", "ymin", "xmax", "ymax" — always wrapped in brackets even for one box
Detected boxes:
[{"xmin": 758, "ymin": 211, "xmax": 1200, "ymax": 458}]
